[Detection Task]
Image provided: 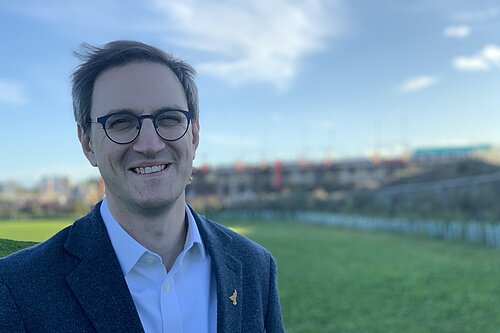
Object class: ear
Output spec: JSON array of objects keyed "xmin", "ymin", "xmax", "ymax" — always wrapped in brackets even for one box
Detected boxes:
[
  {"xmin": 77, "ymin": 124, "xmax": 98, "ymax": 167},
  {"xmin": 191, "ymin": 119, "xmax": 200, "ymax": 159}
]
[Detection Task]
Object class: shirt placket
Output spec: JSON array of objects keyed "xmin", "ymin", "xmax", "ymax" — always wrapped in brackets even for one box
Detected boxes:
[{"xmin": 161, "ymin": 270, "xmax": 183, "ymax": 332}]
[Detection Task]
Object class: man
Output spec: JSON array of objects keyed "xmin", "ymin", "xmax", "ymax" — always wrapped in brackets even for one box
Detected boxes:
[{"xmin": 0, "ymin": 40, "xmax": 284, "ymax": 332}]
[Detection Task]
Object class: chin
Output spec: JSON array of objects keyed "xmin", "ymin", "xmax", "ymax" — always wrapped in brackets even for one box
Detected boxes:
[{"xmin": 133, "ymin": 192, "xmax": 184, "ymax": 211}]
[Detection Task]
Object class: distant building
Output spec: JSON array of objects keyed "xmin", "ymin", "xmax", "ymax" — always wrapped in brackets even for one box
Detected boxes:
[
  {"xmin": 188, "ymin": 158, "xmax": 409, "ymax": 207},
  {"xmin": 188, "ymin": 143, "xmax": 500, "ymax": 209},
  {"xmin": 39, "ymin": 176, "xmax": 71, "ymax": 194},
  {"xmin": 412, "ymin": 144, "xmax": 495, "ymax": 164},
  {"xmin": 0, "ymin": 181, "xmax": 19, "ymax": 195}
]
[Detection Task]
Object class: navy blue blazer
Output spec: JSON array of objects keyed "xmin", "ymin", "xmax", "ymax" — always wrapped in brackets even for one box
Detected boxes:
[{"xmin": 0, "ymin": 203, "xmax": 284, "ymax": 332}]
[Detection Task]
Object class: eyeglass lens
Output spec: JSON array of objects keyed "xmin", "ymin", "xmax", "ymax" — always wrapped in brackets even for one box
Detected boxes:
[{"xmin": 104, "ymin": 111, "xmax": 189, "ymax": 143}]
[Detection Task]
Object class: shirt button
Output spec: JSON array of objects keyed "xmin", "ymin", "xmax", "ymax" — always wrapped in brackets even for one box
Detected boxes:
[
  {"xmin": 162, "ymin": 282, "xmax": 170, "ymax": 292},
  {"xmin": 146, "ymin": 256, "xmax": 155, "ymax": 265}
]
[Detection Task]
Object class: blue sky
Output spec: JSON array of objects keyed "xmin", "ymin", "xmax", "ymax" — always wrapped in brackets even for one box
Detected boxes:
[{"xmin": 0, "ymin": 0, "xmax": 499, "ymax": 186}]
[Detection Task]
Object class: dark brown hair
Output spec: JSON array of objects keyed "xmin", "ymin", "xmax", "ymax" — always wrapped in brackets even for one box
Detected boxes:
[{"xmin": 71, "ymin": 40, "xmax": 199, "ymax": 133}]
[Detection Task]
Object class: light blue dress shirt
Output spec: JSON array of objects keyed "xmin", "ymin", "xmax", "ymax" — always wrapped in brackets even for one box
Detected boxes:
[{"xmin": 100, "ymin": 198, "xmax": 217, "ymax": 333}]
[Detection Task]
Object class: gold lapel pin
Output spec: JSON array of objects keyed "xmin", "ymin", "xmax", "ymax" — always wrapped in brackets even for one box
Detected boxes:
[{"xmin": 229, "ymin": 289, "xmax": 237, "ymax": 305}]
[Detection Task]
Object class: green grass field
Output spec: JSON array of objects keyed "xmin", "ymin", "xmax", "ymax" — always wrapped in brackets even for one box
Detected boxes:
[
  {"xmin": 2, "ymin": 218, "xmax": 500, "ymax": 332},
  {"xmin": 0, "ymin": 219, "xmax": 72, "ymax": 242}
]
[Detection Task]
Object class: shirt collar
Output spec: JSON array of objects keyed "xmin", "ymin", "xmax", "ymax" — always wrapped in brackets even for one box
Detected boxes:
[
  {"xmin": 100, "ymin": 197, "xmax": 206, "ymax": 276},
  {"xmin": 184, "ymin": 203, "xmax": 207, "ymax": 261}
]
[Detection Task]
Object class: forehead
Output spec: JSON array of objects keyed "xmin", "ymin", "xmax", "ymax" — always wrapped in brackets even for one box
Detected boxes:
[{"xmin": 91, "ymin": 62, "xmax": 188, "ymax": 116}]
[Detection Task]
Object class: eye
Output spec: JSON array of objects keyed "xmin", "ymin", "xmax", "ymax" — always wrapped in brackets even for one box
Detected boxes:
[
  {"xmin": 106, "ymin": 114, "xmax": 137, "ymax": 131},
  {"xmin": 156, "ymin": 111, "xmax": 186, "ymax": 127}
]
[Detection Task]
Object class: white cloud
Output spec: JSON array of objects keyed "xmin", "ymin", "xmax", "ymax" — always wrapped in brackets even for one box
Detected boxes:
[
  {"xmin": 453, "ymin": 56, "xmax": 489, "ymax": 71},
  {"xmin": 151, "ymin": 0, "xmax": 343, "ymax": 90},
  {"xmin": 1, "ymin": 0, "xmax": 343, "ymax": 90},
  {"xmin": 482, "ymin": 44, "xmax": 500, "ymax": 63},
  {"xmin": 0, "ymin": 80, "xmax": 26, "ymax": 105},
  {"xmin": 443, "ymin": 25, "xmax": 470, "ymax": 39},
  {"xmin": 453, "ymin": 44, "xmax": 500, "ymax": 72},
  {"xmin": 398, "ymin": 75, "xmax": 438, "ymax": 93}
]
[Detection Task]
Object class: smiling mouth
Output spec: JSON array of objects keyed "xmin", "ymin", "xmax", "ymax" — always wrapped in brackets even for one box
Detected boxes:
[{"xmin": 131, "ymin": 164, "xmax": 167, "ymax": 175}]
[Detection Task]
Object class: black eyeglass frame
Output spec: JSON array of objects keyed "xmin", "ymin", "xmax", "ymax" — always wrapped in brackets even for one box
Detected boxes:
[{"xmin": 88, "ymin": 109, "xmax": 195, "ymax": 145}]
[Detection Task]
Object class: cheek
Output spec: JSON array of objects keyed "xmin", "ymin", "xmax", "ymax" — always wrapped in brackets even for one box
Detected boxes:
[
  {"xmin": 94, "ymin": 141, "xmax": 126, "ymax": 169},
  {"xmin": 89, "ymin": 131, "xmax": 106, "ymax": 152},
  {"xmin": 186, "ymin": 143, "xmax": 197, "ymax": 161}
]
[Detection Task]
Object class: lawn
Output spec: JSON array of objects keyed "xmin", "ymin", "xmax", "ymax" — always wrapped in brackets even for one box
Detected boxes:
[
  {"xmin": 2, "ymin": 218, "xmax": 500, "ymax": 332},
  {"xmin": 0, "ymin": 219, "xmax": 72, "ymax": 243}
]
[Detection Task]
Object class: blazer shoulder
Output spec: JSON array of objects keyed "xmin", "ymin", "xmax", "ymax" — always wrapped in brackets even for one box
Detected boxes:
[
  {"xmin": 0, "ymin": 204, "xmax": 103, "ymax": 280},
  {"xmin": 0, "ymin": 224, "xmax": 73, "ymax": 280}
]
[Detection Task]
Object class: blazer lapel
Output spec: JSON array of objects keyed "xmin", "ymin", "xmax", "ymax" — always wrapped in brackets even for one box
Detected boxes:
[
  {"xmin": 191, "ymin": 208, "xmax": 243, "ymax": 333},
  {"xmin": 64, "ymin": 204, "xmax": 144, "ymax": 333},
  {"xmin": 211, "ymin": 246, "xmax": 243, "ymax": 333}
]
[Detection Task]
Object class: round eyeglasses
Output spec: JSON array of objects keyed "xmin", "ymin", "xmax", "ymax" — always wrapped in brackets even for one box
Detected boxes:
[{"xmin": 89, "ymin": 109, "xmax": 194, "ymax": 144}]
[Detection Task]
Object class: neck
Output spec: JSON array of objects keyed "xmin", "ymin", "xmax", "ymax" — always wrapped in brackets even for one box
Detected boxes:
[{"xmin": 105, "ymin": 195, "xmax": 187, "ymax": 271}]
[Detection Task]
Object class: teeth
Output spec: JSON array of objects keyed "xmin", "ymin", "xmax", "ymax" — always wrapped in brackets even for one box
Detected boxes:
[{"xmin": 133, "ymin": 164, "xmax": 166, "ymax": 175}]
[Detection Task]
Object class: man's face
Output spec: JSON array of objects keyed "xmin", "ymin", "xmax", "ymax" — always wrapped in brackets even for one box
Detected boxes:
[{"xmin": 78, "ymin": 62, "xmax": 199, "ymax": 213}]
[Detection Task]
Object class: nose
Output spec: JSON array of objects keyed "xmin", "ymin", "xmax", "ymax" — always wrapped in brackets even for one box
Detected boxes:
[{"xmin": 132, "ymin": 118, "xmax": 166, "ymax": 157}]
